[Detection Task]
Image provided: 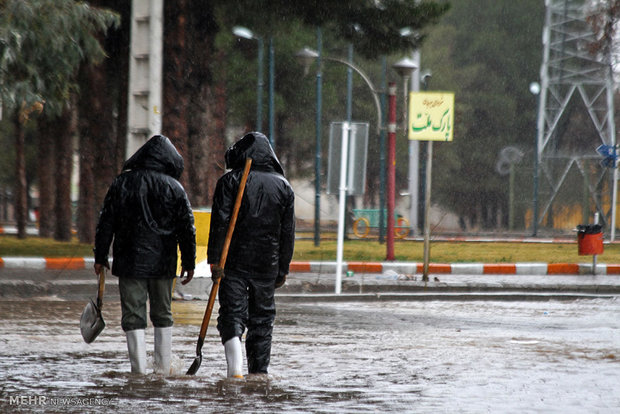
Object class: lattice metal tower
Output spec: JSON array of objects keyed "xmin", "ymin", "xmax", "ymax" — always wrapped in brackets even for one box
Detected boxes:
[{"xmin": 535, "ymin": 0, "xmax": 616, "ymax": 236}]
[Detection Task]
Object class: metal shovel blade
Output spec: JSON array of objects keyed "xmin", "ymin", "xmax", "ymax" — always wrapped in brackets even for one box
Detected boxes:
[
  {"xmin": 80, "ymin": 298, "xmax": 105, "ymax": 344},
  {"xmin": 186, "ymin": 354, "xmax": 202, "ymax": 376}
]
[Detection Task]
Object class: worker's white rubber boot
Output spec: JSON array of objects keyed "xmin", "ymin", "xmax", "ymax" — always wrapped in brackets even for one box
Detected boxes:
[
  {"xmin": 126, "ymin": 329, "xmax": 147, "ymax": 374},
  {"xmin": 224, "ymin": 337, "xmax": 244, "ymax": 379},
  {"xmin": 154, "ymin": 327, "xmax": 172, "ymax": 375}
]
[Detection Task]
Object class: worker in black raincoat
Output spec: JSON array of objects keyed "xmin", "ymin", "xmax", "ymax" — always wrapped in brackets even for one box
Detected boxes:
[
  {"xmin": 208, "ymin": 132, "xmax": 295, "ymax": 378},
  {"xmin": 94, "ymin": 135, "xmax": 196, "ymax": 375}
]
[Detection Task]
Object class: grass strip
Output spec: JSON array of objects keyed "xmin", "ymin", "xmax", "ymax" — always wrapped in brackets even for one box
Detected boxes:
[{"xmin": 2, "ymin": 235, "xmax": 619, "ymax": 263}]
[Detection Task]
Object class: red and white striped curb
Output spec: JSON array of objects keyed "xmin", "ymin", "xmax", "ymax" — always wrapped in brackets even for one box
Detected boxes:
[
  {"xmin": 289, "ymin": 261, "xmax": 620, "ymax": 275},
  {"xmin": 0, "ymin": 257, "xmax": 96, "ymax": 270},
  {"xmin": 1, "ymin": 257, "xmax": 615, "ymax": 275},
  {"xmin": 0, "ymin": 227, "xmax": 39, "ymax": 236}
]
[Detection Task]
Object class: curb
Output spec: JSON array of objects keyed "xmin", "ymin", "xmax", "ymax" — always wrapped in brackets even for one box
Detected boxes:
[
  {"xmin": 0, "ymin": 257, "xmax": 95, "ymax": 270},
  {"xmin": 289, "ymin": 261, "xmax": 620, "ymax": 275},
  {"xmin": 273, "ymin": 291, "xmax": 619, "ymax": 303},
  {"xmin": 0, "ymin": 227, "xmax": 39, "ymax": 236},
  {"xmin": 1, "ymin": 257, "xmax": 620, "ymax": 276}
]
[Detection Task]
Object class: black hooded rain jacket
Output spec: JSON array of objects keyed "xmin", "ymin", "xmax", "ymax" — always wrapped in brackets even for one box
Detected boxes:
[
  {"xmin": 94, "ymin": 135, "xmax": 196, "ymax": 279},
  {"xmin": 207, "ymin": 132, "xmax": 295, "ymax": 280}
]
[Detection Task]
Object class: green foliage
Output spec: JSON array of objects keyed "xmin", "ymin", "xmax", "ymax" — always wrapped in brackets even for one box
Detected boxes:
[
  {"xmin": 420, "ymin": 0, "xmax": 545, "ymax": 226},
  {"xmin": 216, "ymin": 0, "xmax": 449, "ymax": 58},
  {"xmin": 0, "ymin": 0, "xmax": 119, "ymax": 116},
  {"xmin": 291, "ymin": 239, "xmax": 620, "ymax": 263},
  {"xmin": 216, "ymin": 0, "xmax": 451, "ymax": 186},
  {"xmin": 217, "ymin": 1, "xmax": 449, "ymax": 182}
]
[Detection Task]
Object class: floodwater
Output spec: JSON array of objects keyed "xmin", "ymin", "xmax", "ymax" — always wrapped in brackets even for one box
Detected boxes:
[{"xmin": 0, "ymin": 297, "xmax": 619, "ymax": 413}]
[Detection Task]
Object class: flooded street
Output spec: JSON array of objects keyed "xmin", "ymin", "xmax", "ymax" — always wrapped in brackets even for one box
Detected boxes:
[{"xmin": 1, "ymin": 297, "xmax": 619, "ymax": 413}]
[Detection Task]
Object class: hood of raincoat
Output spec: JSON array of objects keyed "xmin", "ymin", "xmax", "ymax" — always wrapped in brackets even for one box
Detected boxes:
[
  {"xmin": 208, "ymin": 131, "xmax": 295, "ymax": 280},
  {"xmin": 123, "ymin": 135, "xmax": 184, "ymax": 180},
  {"xmin": 225, "ymin": 132, "xmax": 284, "ymax": 175},
  {"xmin": 94, "ymin": 134, "xmax": 195, "ymax": 279}
]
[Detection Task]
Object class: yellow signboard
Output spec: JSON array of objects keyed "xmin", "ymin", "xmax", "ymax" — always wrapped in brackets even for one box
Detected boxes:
[
  {"xmin": 408, "ymin": 92, "xmax": 454, "ymax": 141},
  {"xmin": 176, "ymin": 209, "xmax": 211, "ymax": 274}
]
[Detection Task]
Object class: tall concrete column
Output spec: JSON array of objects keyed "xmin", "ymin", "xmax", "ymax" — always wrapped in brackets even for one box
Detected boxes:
[{"xmin": 126, "ymin": 0, "xmax": 163, "ymax": 159}]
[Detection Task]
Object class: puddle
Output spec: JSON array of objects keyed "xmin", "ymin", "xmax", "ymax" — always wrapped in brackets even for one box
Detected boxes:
[{"xmin": 0, "ymin": 298, "xmax": 618, "ymax": 412}]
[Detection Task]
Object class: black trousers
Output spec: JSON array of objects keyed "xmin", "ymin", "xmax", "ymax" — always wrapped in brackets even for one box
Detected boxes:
[{"xmin": 217, "ymin": 271, "xmax": 276, "ymax": 374}]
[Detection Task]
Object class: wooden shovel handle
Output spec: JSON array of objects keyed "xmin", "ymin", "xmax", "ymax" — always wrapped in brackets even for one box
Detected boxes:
[
  {"xmin": 198, "ymin": 158, "xmax": 252, "ymax": 339},
  {"xmin": 97, "ymin": 267, "xmax": 106, "ymax": 309},
  {"xmin": 219, "ymin": 158, "xmax": 252, "ymax": 268}
]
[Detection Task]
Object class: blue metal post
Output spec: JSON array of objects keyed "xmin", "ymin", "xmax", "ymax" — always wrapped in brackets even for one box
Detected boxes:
[
  {"xmin": 314, "ymin": 28, "xmax": 323, "ymax": 246},
  {"xmin": 268, "ymin": 37, "xmax": 275, "ymax": 148},
  {"xmin": 256, "ymin": 38, "xmax": 264, "ymax": 131},
  {"xmin": 346, "ymin": 45, "xmax": 353, "ymax": 121},
  {"xmin": 345, "ymin": 44, "xmax": 353, "ymax": 239},
  {"xmin": 532, "ymin": 87, "xmax": 541, "ymax": 237},
  {"xmin": 379, "ymin": 57, "xmax": 387, "ymax": 243}
]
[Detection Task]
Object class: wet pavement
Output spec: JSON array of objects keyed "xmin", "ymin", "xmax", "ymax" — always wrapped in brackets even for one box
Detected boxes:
[
  {"xmin": 1, "ymin": 268, "xmax": 620, "ymax": 412},
  {"xmin": 0, "ymin": 294, "xmax": 619, "ymax": 413}
]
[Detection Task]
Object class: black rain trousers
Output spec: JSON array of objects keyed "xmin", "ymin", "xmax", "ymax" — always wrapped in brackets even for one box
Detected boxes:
[{"xmin": 217, "ymin": 270, "xmax": 275, "ymax": 374}]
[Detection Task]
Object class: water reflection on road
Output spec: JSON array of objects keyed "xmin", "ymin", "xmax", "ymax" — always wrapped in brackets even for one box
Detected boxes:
[{"xmin": 1, "ymin": 298, "xmax": 618, "ymax": 413}]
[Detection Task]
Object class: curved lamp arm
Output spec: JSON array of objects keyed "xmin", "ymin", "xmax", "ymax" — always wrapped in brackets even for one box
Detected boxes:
[{"xmin": 322, "ymin": 56, "xmax": 383, "ymax": 135}]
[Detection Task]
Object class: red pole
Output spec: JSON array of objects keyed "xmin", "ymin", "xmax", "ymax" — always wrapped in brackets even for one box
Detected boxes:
[{"xmin": 386, "ymin": 82, "xmax": 397, "ymax": 261}]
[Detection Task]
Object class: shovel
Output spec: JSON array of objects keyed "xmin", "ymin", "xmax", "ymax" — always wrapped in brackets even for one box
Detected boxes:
[
  {"xmin": 186, "ymin": 157, "xmax": 252, "ymax": 375},
  {"xmin": 80, "ymin": 267, "xmax": 106, "ymax": 343}
]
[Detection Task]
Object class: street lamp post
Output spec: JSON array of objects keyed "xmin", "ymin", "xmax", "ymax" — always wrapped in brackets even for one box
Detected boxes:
[
  {"xmin": 233, "ymin": 26, "xmax": 264, "ymax": 132},
  {"xmin": 392, "ymin": 57, "xmax": 419, "ymax": 241},
  {"xmin": 386, "ymin": 83, "xmax": 397, "ymax": 260},
  {"xmin": 397, "ymin": 29, "xmax": 422, "ymax": 237},
  {"xmin": 529, "ymin": 81, "xmax": 541, "ymax": 237},
  {"xmin": 389, "ymin": 57, "xmax": 418, "ymax": 262},
  {"xmin": 296, "ymin": 46, "xmax": 385, "ymax": 288},
  {"xmin": 294, "ymin": 33, "xmax": 324, "ymax": 246},
  {"xmin": 392, "ymin": 57, "xmax": 417, "ymax": 130},
  {"xmin": 268, "ymin": 37, "xmax": 275, "ymax": 147},
  {"xmin": 296, "ymin": 48, "xmax": 383, "ymax": 135},
  {"xmin": 314, "ymin": 29, "xmax": 323, "ymax": 246},
  {"xmin": 379, "ymin": 57, "xmax": 387, "ymax": 244},
  {"xmin": 233, "ymin": 26, "xmax": 274, "ymax": 147}
]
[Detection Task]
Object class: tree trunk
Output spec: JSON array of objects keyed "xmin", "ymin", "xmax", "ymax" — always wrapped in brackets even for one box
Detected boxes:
[
  {"xmin": 102, "ymin": 0, "xmax": 130, "ymax": 190},
  {"xmin": 163, "ymin": 0, "xmax": 190, "ymax": 191},
  {"xmin": 37, "ymin": 117, "xmax": 56, "ymax": 238},
  {"xmin": 77, "ymin": 62, "xmax": 114, "ymax": 243},
  {"xmin": 75, "ymin": 0, "xmax": 129, "ymax": 242},
  {"xmin": 202, "ymin": 47, "xmax": 227, "ymax": 205},
  {"xmin": 192, "ymin": 6, "xmax": 223, "ymax": 206},
  {"xmin": 188, "ymin": 47, "xmax": 227, "ymax": 206},
  {"xmin": 163, "ymin": 1, "xmax": 221, "ymax": 206},
  {"xmin": 12, "ymin": 110, "xmax": 28, "ymax": 239},
  {"xmin": 54, "ymin": 105, "xmax": 76, "ymax": 241},
  {"xmin": 77, "ymin": 134, "xmax": 95, "ymax": 243},
  {"xmin": 187, "ymin": 83, "xmax": 212, "ymax": 207},
  {"xmin": 77, "ymin": 96, "xmax": 96, "ymax": 244},
  {"xmin": 111, "ymin": 1, "xmax": 129, "ymax": 184}
]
